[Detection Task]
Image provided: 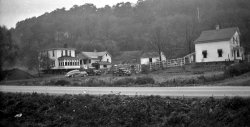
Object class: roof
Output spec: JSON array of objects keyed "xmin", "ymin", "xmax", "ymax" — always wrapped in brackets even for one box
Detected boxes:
[
  {"xmin": 113, "ymin": 51, "xmax": 143, "ymax": 64},
  {"xmin": 58, "ymin": 56, "xmax": 79, "ymax": 60},
  {"xmin": 42, "ymin": 47, "xmax": 76, "ymax": 51},
  {"xmin": 141, "ymin": 52, "xmax": 160, "ymax": 58},
  {"xmin": 194, "ymin": 27, "xmax": 239, "ymax": 44},
  {"xmin": 98, "ymin": 61, "xmax": 112, "ymax": 65},
  {"xmin": 80, "ymin": 51, "xmax": 109, "ymax": 59}
]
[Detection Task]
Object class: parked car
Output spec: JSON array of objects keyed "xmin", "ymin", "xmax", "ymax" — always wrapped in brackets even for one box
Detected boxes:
[
  {"xmin": 113, "ymin": 68, "xmax": 131, "ymax": 76},
  {"xmin": 65, "ymin": 70, "xmax": 88, "ymax": 78},
  {"xmin": 85, "ymin": 67, "xmax": 101, "ymax": 76}
]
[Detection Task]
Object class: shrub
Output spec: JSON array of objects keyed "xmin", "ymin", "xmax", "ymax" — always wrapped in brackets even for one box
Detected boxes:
[
  {"xmin": 141, "ymin": 65, "xmax": 150, "ymax": 74},
  {"xmin": 135, "ymin": 76, "xmax": 155, "ymax": 85},
  {"xmin": 54, "ymin": 80, "xmax": 71, "ymax": 86},
  {"xmin": 224, "ymin": 63, "xmax": 250, "ymax": 77},
  {"xmin": 113, "ymin": 78, "xmax": 136, "ymax": 86}
]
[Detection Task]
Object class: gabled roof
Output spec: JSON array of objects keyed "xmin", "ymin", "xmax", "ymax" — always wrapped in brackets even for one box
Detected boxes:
[
  {"xmin": 80, "ymin": 51, "xmax": 110, "ymax": 59},
  {"xmin": 141, "ymin": 52, "xmax": 160, "ymax": 58},
  {"xmin": 113, "ymin": 51, "xmax": 143, "ymax": 64},
  {"xmin": 194, "ymin": 27, "xmax": 239, "ymax": 44}
]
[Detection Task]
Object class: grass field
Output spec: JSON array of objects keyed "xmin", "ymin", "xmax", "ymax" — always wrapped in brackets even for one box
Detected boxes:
[
  {"xmin": 1, "ymin": 65, "xmax": 250, "ymax": 87},
  {"xmin": 1, "ymin": 92, "xmax": 250, "ymax": 127}
]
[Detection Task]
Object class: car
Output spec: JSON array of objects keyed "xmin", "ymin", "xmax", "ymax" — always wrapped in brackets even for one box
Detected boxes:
[
  {"xmin": 65, "ymin": 70, "xmax": 88, "ymax": 78},
  {"xmin": 113, "ymin": 68, "xmax": 131, "ymax": 76}
]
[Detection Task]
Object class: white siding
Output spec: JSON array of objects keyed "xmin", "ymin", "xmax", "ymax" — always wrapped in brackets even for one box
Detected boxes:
[
  {"xmin": 195, "ymin": 41, "xmax": 231, "ymax": 62},
  {"xmin": 101, "ymin": 53, "xmax": 112, "ymax": 63},
  {"xmin": 140, "ymin": 52, "xmax": 166, "ymax": 65},
  {"xmin": 195, "ymin": 31, "xmax": 242, "ymax": 62}
]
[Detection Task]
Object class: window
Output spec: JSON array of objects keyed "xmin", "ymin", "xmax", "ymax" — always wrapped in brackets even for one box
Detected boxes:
[
  {"xmin": 69, "ymin": 51, "xmax": 71, "ymax": 56},
  {"xmin": 217, "ymin": 49, "xmax": 223, "ymax": 57},
  {"xmin": 106, "ymin": 54, "xmax": 107, "ymax": 56},
  {"xmin": 65, "ymin": 62, "xmax": 67, "ymax": 66},
  {"xmin": 52, "ymin": 50, "xmax": 55, "ymax": 57},
  {"xmin": 89, "ymin": 59, "xmax": 91, "ymax": 63},
  {"xmin": 107, "ymin": 59, "xmax": 109, "ymax": 62},
  {"xmin": 237, "ymin": 50, "xmax": 240, "ymax": 57},
  {"xmin": 83, "ymin": 60, "xmax": 87, "ymax": 64},
  {"xmin": 202, "ymin": 50, "xmax": 207, "ymax": 58},
  {"xmin": 61, "ymin": 50, "xmax": 63, "ymax": 56},
  {"xmin": 104, "ymin": 65, "xmax": 107, "ymax": 68},
  {"xmin": 149, "ymin": 58, "xmax": 152, "ymax": 62},
  {"xmin": 65, "ymin": 50, "xmax": 68, "ymax": 56}
]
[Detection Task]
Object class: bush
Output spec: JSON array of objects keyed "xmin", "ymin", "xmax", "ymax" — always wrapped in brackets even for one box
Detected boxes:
[
  {"xmin": 141, "ymin": 65, "xmax": 150, "ymax": 74},
  {"xmin": 1, "ymin": 93, "xmax": 250, "ymax": 127},
  {"xmin": 224, "ymin": 63, "xmax": 250, "ymax": 77},
  {"xmin": 113, "ymin": 78, "xmax": 136, "ymax": 86},
  {"xmin": 135, "ymin": 76, "xmax": 155, "ymax": 85},
  {"xmin": 54, "ymin": 80, "xmax": 71, "ymax": 86}
]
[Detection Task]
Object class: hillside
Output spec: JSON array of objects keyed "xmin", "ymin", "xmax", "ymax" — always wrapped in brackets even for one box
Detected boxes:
[{"xmin": 8, "ymin": 0, "xmax": 250, "ymax": 69}]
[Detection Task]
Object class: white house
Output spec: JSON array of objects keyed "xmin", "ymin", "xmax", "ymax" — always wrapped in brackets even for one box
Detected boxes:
[
  {"xmin": 39, "ymin": 48, "xmax": 80, "ymax": 70},
  {"xmin": 78, "ymin": 51, "xmax": 112, "ymax": 69},
  {"xmin": 140, "ymin": 51, "xmax": 166, "ymax": 65},
  {"xmin": 195, "ymin": 26, "xmax": 243, "ymax": 63}
]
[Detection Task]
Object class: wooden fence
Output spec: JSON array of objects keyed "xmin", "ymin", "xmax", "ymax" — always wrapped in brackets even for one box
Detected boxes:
[{"xmin": 149, "ymin": 52, "xmax": 195, "ymax": 71}]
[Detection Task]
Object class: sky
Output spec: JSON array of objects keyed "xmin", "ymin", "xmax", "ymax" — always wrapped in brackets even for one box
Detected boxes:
[{"xmin": 0, "ymin": 0, "xmax": 138, "ymax": 29}]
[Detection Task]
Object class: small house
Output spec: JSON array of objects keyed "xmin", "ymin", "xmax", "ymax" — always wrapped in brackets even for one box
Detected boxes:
[
  {"xmin": 140, "ymin": 51, "xmax": 166, "ymax": 65},
  {"xmin": 194, "ymin": 26, "xmax": 243, "ymax": 62}
]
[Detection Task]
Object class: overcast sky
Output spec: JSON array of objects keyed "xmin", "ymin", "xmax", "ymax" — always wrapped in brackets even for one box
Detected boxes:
[{"xmin": 0, "ymin": 0, "xmax": 137, "ymax": 29}]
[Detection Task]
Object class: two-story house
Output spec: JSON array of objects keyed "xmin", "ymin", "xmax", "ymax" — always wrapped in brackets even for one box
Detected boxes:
[
  {"xmin": 78, "ymin": 51, "xmax": 112, "ymax": 69},
  {"xmin": 195, "ymin": 26, "xmax": 244, "ymax": 62},
  {"xmin": 39, "ymin": 48, "xmax": 80, "ymax": 71}
]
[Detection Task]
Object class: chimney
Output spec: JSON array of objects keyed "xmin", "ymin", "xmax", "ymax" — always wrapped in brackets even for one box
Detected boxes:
[{"xmin": 216, "ymin": 25, "xmax": 220, "ymax": 30}]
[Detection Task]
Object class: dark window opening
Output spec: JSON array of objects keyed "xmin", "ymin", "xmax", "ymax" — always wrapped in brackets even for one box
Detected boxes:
[
  {"xmin": 65, "ymin": 62, "xmax": 67, "ymax": 66},
  {"xmin": 149, "ymin": 58, "xmax": 152, "ymax": 62},
  {"xmin": 107, "ymin": 59, "xmax": 109, "ymax": 62},
  {"xmin": 61, "ymin": 50, "xmax": 63, "ymax": 56},
  {"xmin": 237, "ymin": 50, "xmax": 240, "ymax": 57},
  {"xmin": 202, "ymin": 50, "xmax": 207, "ymax": 58},
  {"xmin": 104, "ymin": 65, "xmax": 107, "ymax": 68},
  {"xmin": 217, "ymin": 49, "xmax": 223, "ymax": 57},
  {"xmin": 89, "ymin": 59, "xmax": 91, "ymax": 63},
  {"xmin": 52, "ymin": 50, "xmax": 55, "ymax": 57},
  {"xmin": 65, "ymin": 50, "xmax": 68, "ymax": 56},
  {"xmin": 84, "ymin": 60, "xmax": 87, "ymax": 64}
]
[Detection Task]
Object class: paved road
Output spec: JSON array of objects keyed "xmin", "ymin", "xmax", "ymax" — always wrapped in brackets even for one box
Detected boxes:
[{"xmin": 1, "ymin": 85, "xmax": 250, "ymax": 97}]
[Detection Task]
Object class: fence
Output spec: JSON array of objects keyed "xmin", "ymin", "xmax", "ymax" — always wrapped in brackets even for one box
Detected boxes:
[{"xmin": 148, "ymin": 52, "xmax": 195, "ymax": 71}]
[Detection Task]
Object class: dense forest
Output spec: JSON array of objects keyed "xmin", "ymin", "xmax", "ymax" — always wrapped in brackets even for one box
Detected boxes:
[{"xmin": 1, "ymin": 0, "xmax": 250, "ymax": 71}]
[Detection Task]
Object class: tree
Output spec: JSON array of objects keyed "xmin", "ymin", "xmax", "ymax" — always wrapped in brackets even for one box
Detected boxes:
[
  {"xmin": 39, "ymin": 52, "xmax": 55, "ymax": 72},
  {"xmin": 148, "ymin": 18, "xmax": 169, "ymax": 61},
  {"xmin": 0, "ymin": 26, "xmax": 18, "ymax": 80}
]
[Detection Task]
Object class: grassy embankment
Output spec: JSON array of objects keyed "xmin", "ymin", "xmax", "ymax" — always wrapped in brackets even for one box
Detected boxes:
[
  {"xmin": 1, "ymin": 92, "xmax": 250, "ymax": 127},
  {"xmin": 1, "ymin": 63, "xmax": 250, "ymax": 86}
]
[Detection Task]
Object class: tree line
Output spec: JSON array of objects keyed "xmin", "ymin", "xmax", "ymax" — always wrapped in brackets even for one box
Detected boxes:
[{"xmin": 1, "ymin": 0, "xmax": 250, "ymax": 71}]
